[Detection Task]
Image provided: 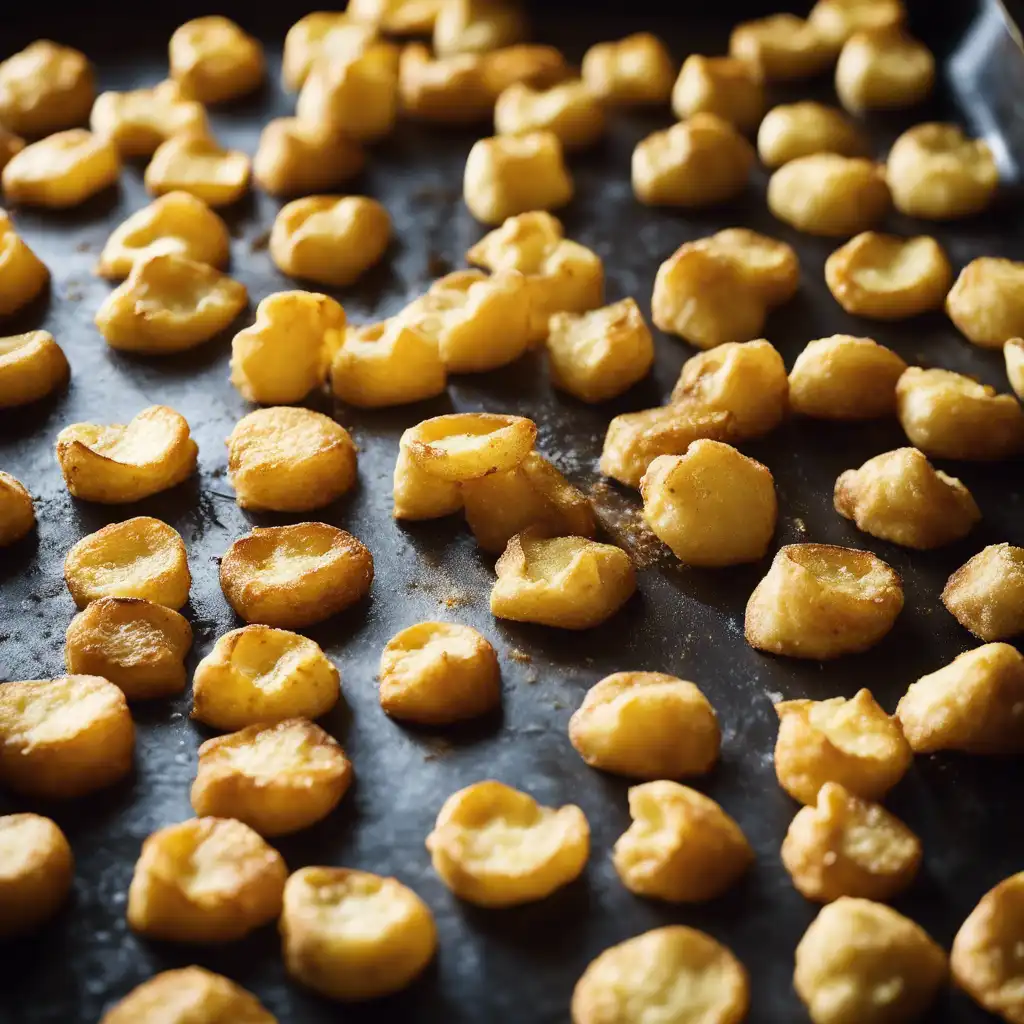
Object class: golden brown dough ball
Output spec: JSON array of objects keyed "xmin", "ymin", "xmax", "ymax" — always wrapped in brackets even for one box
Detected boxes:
[
  {"xmin": 1006, "ymin": 337, "xmax": 1024, "ymax": 399},
  {"xmin": 253, "ymin": 118, "xmax": 364, "ymax": 197},
  {"xmin": 691, "ymin": 229, "xmax": 800, "ymax": 307},
  {"xmin": 834, "ymin": 447, "xmax": 980, "ymax": 549},
  {"xmin": 282, "ymin": 13, "xmax": 377, "ymax": 91},
  {"xmin": 144, "ymin": 132, "xmax": 250, "ymax": 208},
  {"xmin": 613, "ymin": 781, "xmax": 753, "ymax": 903},
  {"xmin": 746, "ymin": 544, "xmax": 903, "ymax": 659},
  {"xmin": 0, "ymin": 40, "xmax": 94, "ymax": 137},
  {"xmin": 836, "ymin": 27, "xmax": 934, "ymax": 113},
  {"xmin": 568, "ymin": 671, "xmax": 720, "ymax": 780},
  {"xmin": 0, "ymin": 814, "xmax": 73, "ymax": 939},
  {"xmin": 809, "ymin": 0, "xmax": 906, "ymax": 48},
  {"xmin": 91, "ymin": 80, "xmax": 209, "ymax": 160},
  {"xmin": 581, "ymin": 32, "xmax": 675, "ymax": 105},
  {"xmin": 347, "ymin": 0, "xmax": 444, "ymax": 34},
  {"xmin": 947, "ymin": 257, "xmax": 1024, "ymax": 349},
  {"xmin": 671, "ymin": 55, "xmax": 764, "ymax": 131},
  {"xmin": 494, "ymin": 80, "xmax": 605, "ymax": 151},
  {"xmin": 3, "ymin": 129, "xmax": 119, "ymax": 209},
  {"xmin": 896, "ymin": 643, "xmax": 1024, "ymax": 755},
  {"xmin": 0, "ymin": 470, "xmax": 34, "ymax": 546},
  {"xmin": 481, "ymin": 44, "xmax": 570, "ymax": 96},
  {"xmin": 757, "ymin": 101, "xmax": 866, "ymax": 168},
  {"xmin": 730, "ymin": 14, "xmax": 834, "ymax": 80},
  {"xmin": 0, "ymin": 210, "xmax": 49, "ymax": 317},
  {"xmin": 0, "ymin": 330, "xmax": 69, "ymax": 409},
  {"xmin": 397, "ymin": 45, "xmax": 493, "ymax": 125},
  {"xmin": 402, "ymin": 411, "xmax": 536, "ymax": 482},
  {"xmin": 169, "ymin": 16, "xmax": 264, "ymax": 104},
  {"xmin": 433, "ymin": 0, "xmax": 525, "ymax": 58},
  {"xmin": 943, "ymin": 544, "xmax": 1024, "ymax": 642}
]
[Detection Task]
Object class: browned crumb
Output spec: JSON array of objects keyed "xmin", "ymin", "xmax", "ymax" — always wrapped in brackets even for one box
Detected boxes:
[
  {"xmin": 249, "ymin": 229, "xmax": 271, "ymax": 252},
  {"xmin": 588, "ymin": 480, "xmax": 666, "ymax": 569},
  {"xmin": 508, "ymin": 648, "xmax": 532, "ymax": 664}
]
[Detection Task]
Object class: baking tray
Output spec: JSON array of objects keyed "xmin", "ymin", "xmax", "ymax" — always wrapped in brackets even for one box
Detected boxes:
[{"xmin": 0, "ymin": 4, "xmax": 1022, "ymax": 1023}]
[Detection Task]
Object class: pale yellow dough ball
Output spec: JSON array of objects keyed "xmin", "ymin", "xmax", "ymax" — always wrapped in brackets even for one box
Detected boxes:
[
  {"xmin": 0, "ymin": 814, "xmax": 73, "ymax": 939},
  {"xmin": 943, "ymin": 543, "xmax": 1024, "ymax": 642}
]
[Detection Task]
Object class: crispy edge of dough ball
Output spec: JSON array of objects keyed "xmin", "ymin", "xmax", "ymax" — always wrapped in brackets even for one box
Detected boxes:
[
  {"xmin": 1006, "ymin": 337, "xmax": 1024, "ymax": 399},
  {"xmin": 169, "ymin": 16, "xmax": 265, "ymax": 105},
  {"xmin": 393, "ymin": 425, "xmax": 464, "ymax": 521},
  {"xmin": 191, "ymin": 719, "xmax": 351, "ymax": 836},
  {"xmin": 0, "ymin": 814, "xmax": 73, "ymax": 939},
  {"xmin": 943, "ymin": 544, "xmax": 1024, "ymax": 642},
  {"xmin": 0, "ymin": 330, "xmax": 69, "ymax": 408},
  {"xmin": 65, "ymin": 597, "xmax": 193, "ymax": 700},
  {"xmin": 671, "ymin": 55, "xmax": 764, "ymax": 132},
  {"xmin": 896, "ymin": 642, "xmax": 1024, "ymax": 755},
  {"xmin": 745, "ymin": 543, "xmax": 904, "ymax": 660},
  {"xmin": 127, "ymin": 816, "xmax": 286, "ymax": 943},
  {"xmin": 641, "ymin": 443, "xmax": 777, "ymax": 567},
  {"xmin": 835, "ymin": 447, "xmax": 980, "ymax": 550},
  {"xmin": 494, "ymin": 80, "xmax": 606, "ymax": 151},
  {"xmin": 490, "ymin": 531, "xmax": 637, "ymax": 630},
  {"xmin": 192, "ymin": 626, "xmax": 340, "ymax": 730},
  {"xmin": 0, "ymin": 210, "xmax": 49, "ymax": 317},
  {"xmin": 219, "ymin": 523, "xmax": 373, "ymax": 629},
  {"xmin": 951, "ymin": 872, "xmax": 1024, "ymax": 1023},
  {"xmin": 947, "ymin": 257, "xmax": 1024, "ymax": 350},
  {"xmin": 0, "ymin": 470, "xmax": 35, "ymax": 546},
  {"xmin": 582, "ymin": 32, "xmax": 675, "ymax": 106},
  {"xmin": 768, "ymin": 154, "xmax": 890, "ymax": 237},
  {"xmin": 0, "ymin": 41, "xmax": 94, "ymax": 138},
  {"xmin": 794, "ymin": 897, "xmax": 947, "ymax": 1024},
  {"xmin": 729, "ymin": 13, "xmax": 835, "ymax": 81},
  {"xmin": 895, "ymin": 366, "xmax": 1024, "ymax": 461},
  {"xmin": 808, "ymin": 0, "xmax": 906, "ymax": 48},
  {"xmin": 378, "ymin": 621, "xmax": 500, "ymax": 725},
  {"xmin": 56, "ymin": 404, "xmax": 199, "ymax": 503},
  {"xmin": 757, "ymin": 101, "xmax": 866, "ymax": 169},
  {"xmin": 789, "ymin": 335, "xmax": 907, "ymax": 420},
  {"xmin": 571, "ymin": 925, "xmax": 750, "ymax": 1024},
  {"xmin": 836, "ymin": 27, "xmax": 934, "ymax": 113},
  {"xmin": 253, "ymin": 117, "xmax": 365, "ymax": 197},
  {"xmin": 100, "ymin": 966, "xmax": 277, "ymax": 1024},
  {"xmin": 782, "ymin": 782, "xmax": 921, "ymax": 904},
  {"xmin": 227, "ymin": 407, "xmax": 357, "ymax": 512},
  {"xmin": 569, "ymin": 671, "xmax": 720, "ymax": 780},
  {"xmin": 281, "ymin": 866, "xmax": 437, "ymax": 1002},
  {"xmin": 405, "ymin": 411, "xmax": 537, "ymax": 482},
  {"xmin": 692, "ymin": 228, "xmax": 801, "ymax": 308},
  {"xmin": 144, "ymin": 131, "xmax": 251, "ymax": 208},
  {"xmin": 64, "ymin": 516, "xmax": 191, "ymax": 610},
  {"xmin": 426, "ymin": 779, "xmax": 590, "ymax": 907},
  {"xmin": 613, "ymin": 781, "xmax": 753, "ymax": 903},
  {"xmin": 774, "ymin": 690, "xmax": 913, "ymax": 806},
  {"xmin": 671, "ymin": 338, "xmax": 789, "ymax": 437},
  {"xmin": 1, "ymin": 129, "xmax": 119, "ymax": 209},
  {"xmin": 825, "ymin": 232, "xmax": 952, "ymax": 320},
  {"xmin": 0, "ymin": 675, "xmax": 134, "ymax": 799}
]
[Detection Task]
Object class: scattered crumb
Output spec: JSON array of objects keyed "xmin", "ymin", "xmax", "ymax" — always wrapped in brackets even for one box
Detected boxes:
[
  {"xmin": 423, "ymin": 736, "xmax": 455, "ymax": 761},
  {"xmin": 249, "ymin": 229, "xmax": 271, "ymax": 252},
  {"xmin": 588, "ymin": 480, "xmax": 666, "ymax": 569},
  {"xmin": 508, "ymin": 648, "xmax": 532, "ymax": 664},
  {"xmin": 64, "ymin": 288, "xmax": 83, "ymax": 302},
  {"xmin": 765, "ymin": 689, "xmax": 784, "ymax": 704},
  {"xmin": 552, "ymin": 700, "xmax": 564, "ymax": 710},
  {"xmin": 442, "ymin": 590, "xmax": 467, "ymax": 608},
  {"xmin": 523, "ymin": 668, "xmax": 538, "ymax": 684},
  {"xmin": 75, "ymin": 240, "xmax": 93, "ymax": 253},
  {"xmin": 792, "ymin": 517, "xmax": 807, "ymax": 534},
  {"xmin": 427, "ymin": 252, "xmax": 451, "ymax": 277}
]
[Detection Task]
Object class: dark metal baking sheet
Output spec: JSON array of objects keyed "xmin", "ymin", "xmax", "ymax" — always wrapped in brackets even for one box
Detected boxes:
[{"xmin": 1, "ymin": 5, "xmax": 1022, "ymax": 1023}]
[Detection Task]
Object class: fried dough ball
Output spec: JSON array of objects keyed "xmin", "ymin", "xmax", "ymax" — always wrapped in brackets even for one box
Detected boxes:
[
  {"xmin": 2, "ymin": 129, "xmax": 118, "ymax": 208},
  {"xmin": 227, "ymin": 407, "xmax": 356, "ymax": 512},
  {"xmin": 491, "ymin": 532, "xmax": 636, "ymax": 630},
  {"xmin": 825, "ymin": 232, "xmax": 951, "ymax": 320},
  {"xmin": 64, "ymin": 517, "xmax": 190, "ymax": 609},
  {"xmin": 887, "ymin": 123, "xmax": 998, "ymax": 220},
  {"xmin": 769, "ymin": 154, "xmax": 889, "ymax": 237},
  {"xmin": 220, "ymin": 524, "xmax": 373, "ymax": 629},
  {"xmin": 482, "ymin": 44, "xmax": 570, "ymax": 96},
  {"xmin": 835, "ymin": 447, "xmax": 979, "ymax": 550},
  {"xmin": 775, "ymin": 690, "xmax": 912, "ymax": 806},
  {"xmin": 433, "ymin": 0, "xmax": 525, "ymax": 58},
  {"xmin": 269, "ymin": 195, "xmax": 391, "ymax": 288},
  {"xmin": 281, "ymin": 867, "xmax": 437, "ymax": 1002},
  {"xmin": 758, "ymin": 101, "xmax": 866, "ymax": 168},
  {"xmin": 836, "ymin": 27, "xmax": 934, "ymax": 113},
  {"xmin": 100, "ymin": 967, "xmax": 277, "ymax": 1024},
  {"xmin": 231, "ymin": 291, "xmax": 344, "ymax": 405},
  {"xmin": 692, "ymin": 228, "xmax": 801, "ymax": 307},
  {"xmin": 1006, "ymin": 337, "xmax": 1024, "ymax": 399},
  {"xmin": 546, "ymin": 298, "xmax": 654, "ymax": 402},
  {"xmin": 397, "ymin": 44, "xmax": 494, "ymax": 124},
  {"xmin": 0, "ymin": 128, "xmax": 24, "ymax": 172},
  {"xmin": 652, "ymin": 243, "xmax": 766, "ymax": 349},
  {"xmin": 463, "ymin": 131, "xmax": 573, "ymax": 224},
  {"xmin": 746, "ymin": 544, "xmax": 903, "ymax": 660},
  {"xmin": 730, "ymin": 14, "xmax": 834, "ymax": 81},
  {"xmin": 789, "ymin": 335, "xmax": 907, "ymax": 420},
  {"xmin": 404, "ymin": 411, "xmax": 537, "ymax": 482},
  {"xmin": 296, "ymin": 44, "xmax": 400, "ymax": 142},
  {"xmin": 0, "ymin": 675, "xmax": 133, "ymax": 799},
  {"xmin": 796, "ymin": 898, "xmax": 946, "ymax": 1024},
  {"xmin": 632, "ymin": 114, "xmax": 754, "ymax": 208},
  {"xmin": 782, "ymin": 782, "xmax": 921, "ymax": 904},
  {"xmin": 191, "ymin": 719, "xmax": 351, "ymax": 836},
  {"xmin": 582, "ymin": 32, "xmax": 675, "ymax": 105},
  {"xmin": 56, "ymin": 404, "xmax": 198, "ymax": 503},
  {"xmin": 379, "ymin": 621, "xmax": 500, "ymax": 724},
  {"xmin": 283, "ymin": 13, "xmax": 377, "ymax": 91},
  {"xmin": 671, "ymin": 338, "xmax": 789, "ymax": 437},
  {"xmin": 572, "ymin": 926, "xmax": 750, "ymax": 1024},
  {"xmin": 641, "ymin": 440, "xmax": 777, "ymax": 566},
  {"xmin": 0, "ymin": 209, "xmax": 48, "ymax": 316},
  {"xmin": 145, "ymin": 132, "xmax": 250, "ymax": 207},
  {"xmin": 952, "ymin": 872, "xmax": 1024, "ymax": 1023},
  {"xmin": 896, "ymin": 643, "xmax": 1024, "ymax": 755},
  {"xmin": 0, "ymin": 470, "xmax": 34, "ymax": 546},
  {"xmin": 192, "ymin": 626, "xmax": 340, "ymax": 730},
  {"xmin": 671, "ymin": 55, "xmax": 764, "ymax": 131},
  {"xmin": 348, "ymin": 0, "xmax": 444, "ymax": 34},
  {"xmin": 613, "ymin": 781, "xmax": 753, "ymax": 903},
  {"xmin": 943, "ymin": 544, "xmax": 1024, "ymax": 642},
  {"xmin": 947, "ymin": 257, "xmax": 1024, "ymax": 349},
  {"xmin": 96, "ymin": 253, "xmax": 247, "ymax": 354},
  {"xmin": 0, "ymin": 814, "xmax": 72, "ymax": 940},
  {"xmin": 90, "ymin": 80, "xmax": 208, "ymax": 160},
  {"xmin": 393, "ymin": 425, "xmax": 463, "ymax": 521},
  {"xmin": 65, "ymin": 597, "xmax": 193, "ymax": 700},
  {"xmin": 169, "ymin": 16, "xmax": 264, "ymax": 105},
  {"xmin": 495, "ymin": 80, "xmax": 605, "ymax": 151},
  {"xmin": 97, "ymin": 192, "xmax": 229, "ymax": 280},
  {"xmin": 0, "ymin": 40, "xmax": 94, "ymax": 138},
  {"xmin": 128, "ymin": 817, "xmax": 286, "ymax": 943},
  {"xmin": 809, "ymin": 0, "xmax": 906, "ymax": 47},
  {"xmin": 569, "ymin": 672, "xmax": 719, "ymax": 780},
  {"xmin": 465, "ymin": 212, "xmax": 604, "ymax": 343},
  {"xmin": 896, "ymin": 367, "xmax": 1024, "ymax": 461},
  {"xmin": 427, "ymin": 780, "xmax": 589, "ymax": 906}
]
